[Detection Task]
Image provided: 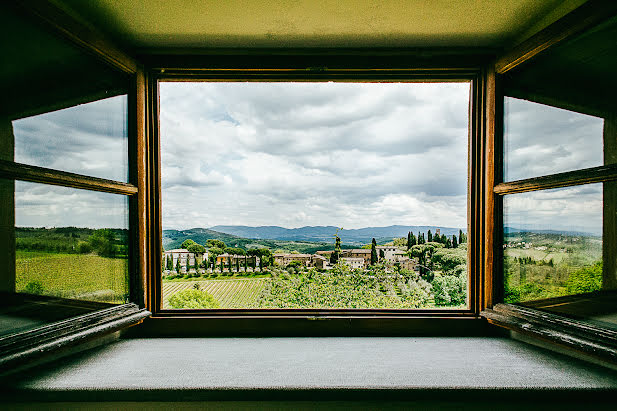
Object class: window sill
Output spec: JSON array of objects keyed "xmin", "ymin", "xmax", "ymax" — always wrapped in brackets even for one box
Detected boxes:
[
  {"xmin": 0, "ymin": 303, "xmax": 150, "ymax": 375},
  {"xmin": 2, "ymin": 336, "xmax": 616, "ymax": 404},
  {"xmin": 481, "ymin": 303, "xmax": 617, "ymax": 365}
]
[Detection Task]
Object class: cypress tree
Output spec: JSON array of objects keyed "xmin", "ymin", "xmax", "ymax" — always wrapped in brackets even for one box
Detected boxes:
[
  {"xmin": 175, "ymin": 258, "xmax": 181, "ymax": 274},
  {"xmin": 407, "ymin": 232, "xmax": 412, "ymax": 250},
  {"xmin": 427, "ymin": 230, "xmax": 432, "ymax": 242},
  {"xmin": 371, "ymin": 238, "xmax": 378, "ymax": 265},
  {"xmin": 220, "ymin": 258, "xmax": 224, "ymax": 273},
  {"xmin": 410, "ymin": 232, "xmax": 416, "ymax": 246},
  {"xmin": 441, "ymin": 234, "xmax": 447, "ymax": 243},
  {"xmin": 459, "ymin": 229, "xmax": 464, "ymax": 245},
  {"xmin": 418, "ymin": 232, "xmax": 422, "ymax": 245},
  {"xmin": 236, "ymin": 257, "xmax": 240, "ymax": 272},
  {"xmin": 452, "ymin": 235, "xmax": 458, "ymax": 248}
]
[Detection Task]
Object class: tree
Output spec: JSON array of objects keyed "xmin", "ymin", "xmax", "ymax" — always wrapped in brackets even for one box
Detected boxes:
[
  {"xmin": 452, "ymin": 235, "xmax": 458, "ymax": 248},
  {"xmin": 166, "ymin": 255, "xmax": 173, "ymax": 271},
  {"xmin": 417, "ymin": 232, "xmax": 422, "ymax": 245},
  {"xmin": 219, "ymin": 258, "xmax": 224, "ymax": 273},
  {"xmin": 181, "ymin": 239, "xmax": 196, "ymax": 249},
  {"xmin": 175, "ymin": 258, "xmax": 181, "ymax": 273},
  {"xmin": 194, "ymin": 257, "xmax": 199, "ymax": 272},
  {"xmin": 206, "ymin": 239, "xmax": 226, "ymax": 249},
  {"xmin": 371, "ymin": 238, "xmax": 378, "ymax": 265},
  {"xmin": 379, "ymin": 249, "xmax": 385, "ymax": 260},
  {"xmin": 441, "ymin": 234, "xmax": 448, "ymax": 244},
  {"xmin": 235, "ymin": 257, "xmax": 240, "ymax": 272},
  {"xmin": 244, "ymin": 256, "xmax": 248, "ymax": 272},
  {"xmin": 446, "ymin": 238, "xmax": 452, "ymax": 248},
  {"xmin": 330, "ymin": 228, "xmax": 342, "ymax": 264},
  {"xmin": 187, "ymin": 243, "xmax": 206, "ymax": 254},
  {"xmin": 88, "ymin": 229, "xmax": 116, "ymax": 257},
  {"xmin": 458, "ymin": 229, "xmax": 464, "ymax": 245},
  {"xmin": 168, "ymin": 289, "xmax": 220, "ymax": 309},
  {"xmin": 427, "ymin": 230, "xmax": 433, "ymax": 242},
  {"xmin": 225, "ymin": 247, "xmax": 246, "ymax": 256}
]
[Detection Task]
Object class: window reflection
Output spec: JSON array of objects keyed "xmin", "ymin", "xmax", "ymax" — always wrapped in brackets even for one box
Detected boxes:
[
  {"xmin": 503, "ymin": 97, "xmax": 605, "ymax": 181},
  {"xmin": 12, "ymin": 95, "xmax": 128, "ymax": 182},
  {"xmin": 14, "ymin": 181, "xmax": 129, "ymax": 304},
  {"xmin": 503, "ymin": 183, "xmax": 617, "ymax": 330}
]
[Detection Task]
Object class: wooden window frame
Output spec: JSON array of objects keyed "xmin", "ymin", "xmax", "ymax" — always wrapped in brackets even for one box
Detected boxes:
[
  {"xmin": 482, "ymin": 1, "xmax": 617, "ymax": 364},
  {"xmin": 139, "ymin": 53, "xmax": 496, "ymax": 334},
  {"xmin": 0, "ymin": 2, "xmax": 150, "ymax": 373}
]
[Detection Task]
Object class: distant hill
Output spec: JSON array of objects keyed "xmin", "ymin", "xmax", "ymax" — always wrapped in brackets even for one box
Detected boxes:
[
  {"xmin": 504, "ymin": 226, "xmax": 600, "ymax": 237},
  {"xmin": 163, "ymin": 227, "xmax": 344, "ymax": 254},
  {"xmin": 208, "ymin": 225, "xmax": 465, "ymax": 245}
]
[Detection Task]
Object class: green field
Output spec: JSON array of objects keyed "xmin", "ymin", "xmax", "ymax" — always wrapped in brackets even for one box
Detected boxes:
[
  {"xmin": 16, "ymin": 251, "xmax": 129, "ymax": 303},
  {"xmin": 162, "ymin": 278, "xmax": 266, "ymax": 308},
  {"xmin": 503, "ymin": 232, "xmax": 602, "ymax": 302}
]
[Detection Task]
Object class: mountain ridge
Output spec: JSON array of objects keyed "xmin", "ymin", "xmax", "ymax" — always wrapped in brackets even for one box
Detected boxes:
[{"xmin": 208, "ymin": 224, "xmax": 465, "ymax": 245}]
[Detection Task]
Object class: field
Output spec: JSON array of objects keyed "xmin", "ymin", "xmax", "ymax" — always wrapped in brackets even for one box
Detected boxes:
[
  {"xmin": 503, "ymin": 232, "xmax": 602, "ymax": 302},
  {"xmin": 162, "ymin": 278, "xmax": 266, "ymax": 308},
  {"xmin": 16, "ymin": 251, "xmax": 129, "ymax": 303}
]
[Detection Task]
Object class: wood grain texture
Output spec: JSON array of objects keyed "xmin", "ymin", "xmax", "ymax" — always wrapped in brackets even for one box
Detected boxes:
[
  {"xmin": 495, "ymin": 0, "xmax": 617, "ymax": 74},
  {"xmin": 0, "ymin": 160, "xmax": 137, "ymax": 195},
  {"xmin": 482, "ymin": 303, "xmax": 617, "ymax": 364},
  {"xmin": 493, "ymin": 164, "xmax": 617, "ymax": 195},
  {"xmin": 0, "ymin": 303, "xmax": 150, "ymax": 372},
  {"xmin": 483, "ymin": 67, "xmax": 496, "ymax": 310}
]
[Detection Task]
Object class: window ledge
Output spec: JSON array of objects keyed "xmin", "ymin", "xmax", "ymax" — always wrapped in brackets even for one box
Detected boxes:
[
  {"xmin": 0, "ymin": 303, "xmax": 150, "ymax": 375},
  {"xmin": 481, "ymin": 303, "xmax": 617, "ymax": 365},
  {"xmin": 2, "ymin": 336, "xmax": 616, "ymax": 403}
]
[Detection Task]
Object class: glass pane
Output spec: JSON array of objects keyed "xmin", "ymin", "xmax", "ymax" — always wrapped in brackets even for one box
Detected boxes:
[
  {"xmin": 503, "ymin": 97, "xmax": 604, "ymax": 181},
  {"xmin": 160, "ymin": 81, "xmax": 469, "ymax": 310},
  {"xmin": 12, "ymin": 95, "xmax": 129, "ymax": 182},
  {"xmin": 502, "ymin": 15, "xmax": 617, "ymax": 182},
  {"xmin": 14, "ymin": 181, "xmax": 129, "ymax": 304},
  {"xmin": 503, "ymin": 183, "xmax": 617, "ymax": 330}
]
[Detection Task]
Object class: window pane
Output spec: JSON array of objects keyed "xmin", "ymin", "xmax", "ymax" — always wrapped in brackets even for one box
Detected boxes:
[
  {"xmin": 502, "ymin": 15, "xmax": 617, "ymax": 181},
  {"xmin": 12, "ymin": 95, "xmax": 129, "ymax": 182},
  {"xmin": 160, "ymin": 81, "xmax": 469, "ymax": 310},
  {"xmin": 503, "ymin": 97, "xmax": 604, "ymax": 181},
  {"xmin": 503, "ymin": 183, "xmax": 617, "ymax": 330},
  {"xmin": 14, "ymin": 181, "xmax": 130, "ymax": 304}
]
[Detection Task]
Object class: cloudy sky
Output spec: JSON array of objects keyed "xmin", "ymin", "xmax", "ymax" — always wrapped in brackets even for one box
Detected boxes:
[
  {"xmin": 12, "ymin": 95, "xmax": 129, "ymax": 229},
  {"xmin": 8, "ymin": 87, "xmax": 606, "ymax": 234},
  {"xmin": 504, "ymin": 97, "xmax": 604, "ymax": 181},
  {"xmin": 160, "ymin": 82, "xmax": 470, "ymax": 230}
]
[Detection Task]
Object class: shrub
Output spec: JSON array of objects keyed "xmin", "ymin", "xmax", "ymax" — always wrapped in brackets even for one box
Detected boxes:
[
  {"xmin": 24, "ymin": 280, "xmax": 44, "ymax": 295},
  {"xmin": 431, "ymin": 272, "xmax": 466, "ymax": 306},
  {"xmin": 168, "ymin": 289, "xmax": 220, "ymax": 309},
  {"xmin": 566, "ymin": 261, "xmax": 602, "ymax": 294},
  {"xmin": 76, "ymin": 241, "xmax": 92, "ymax": 254}
]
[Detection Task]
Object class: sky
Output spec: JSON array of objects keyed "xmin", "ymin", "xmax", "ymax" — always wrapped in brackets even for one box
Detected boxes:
[
  {"xmin": 8, "ymin": 85, "xmax": 606, "ymax": 234},
  {"xmin": 160, "ymin": 82, "xmax": 469, "ymax": 230}
]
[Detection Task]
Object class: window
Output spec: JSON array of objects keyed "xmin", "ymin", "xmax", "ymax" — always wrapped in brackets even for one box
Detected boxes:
[
  {"xmin": 155, "ymin": 75, "xmax": 481, "ymax": 314},
  {"xmin": 496, "ymin": 14, "xmax": 617, "ymax": 331},
  {"xmin": 0, "ymin": 3, "xmax": 147, "ymax": 361}
]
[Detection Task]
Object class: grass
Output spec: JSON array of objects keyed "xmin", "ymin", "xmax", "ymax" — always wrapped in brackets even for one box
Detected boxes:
[
  {"xmin": 16, "ymin": 251, "xmax": 129, "ymax": 303},
  {"xmin": 162, "ymin": 278, "xmax": 266, "ymax": 309}
]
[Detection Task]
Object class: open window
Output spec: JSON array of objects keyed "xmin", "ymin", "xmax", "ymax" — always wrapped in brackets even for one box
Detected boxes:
[
  {"xmin": 484, "ymin": 9, "xmax": 617, "ymax": 361},
  {"xmin": 0, "ymin": 3, "xmax": 149, "ymax": 372},
  {"xmin": 146, "ymin": 64, "xmax": 489, "ymax": 325},
  {"xmin": 156, "ymin": 79, "xmax": 472, "ymax": 313}
]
